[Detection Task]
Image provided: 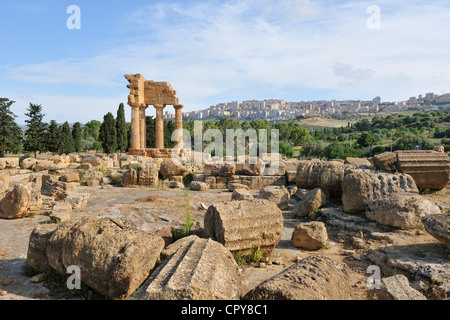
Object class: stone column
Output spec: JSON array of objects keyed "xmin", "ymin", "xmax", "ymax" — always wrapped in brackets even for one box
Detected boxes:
[
  {"xmin": 139, "ymin": 106, "xmax": 147, "ymax": 149},
  {"xmin": 130, "ymin": 105, "xmax": 141, "ymax": 149},
  {"xmin": 154, "ymin": 104, "xmax": 165, "ymax": 149},
  {"xmin": 174, "ymin": 104, "xmax": 184, "ymax": 147}
]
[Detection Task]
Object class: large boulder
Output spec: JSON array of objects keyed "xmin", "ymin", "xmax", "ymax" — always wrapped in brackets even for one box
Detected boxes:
[
  {"xmin": 244, "ymin": 255, "xmax": 354, "ymax": 300},
  {"xmin": 236, "ymin": 157, "xmax": 266, "ymax": 176},
  {"xmin": 366, "ymin": 192, "xmax": 441, "ymax": 229},
  {"xmin": 41, "ymin": 176, "xmax": 76, "ymax": 201},
  {"xmin": 372, "ymin": 274, "xmax": 427, "ymax": 300},
  {"xmin": 342, "ymin": 169, "xmax": 418, "ymax": 213},
  {"xmin": 159, "ymin": 159, "xmax": 188, "ymax": 178},
  {"xmin": 291, "ymin": 221, "xmax": 328, "ymax": 250},
  {"xmin": 32, "ymin": 160, "xmax": 55, "ymax": 172},
  {"xmin": 45, "ymin": 217, "xmax": 165, "ymax": 300},
  {"xmin": 421, "ymin": 213, "xmax": 450, "ymax": 249},
  {"xmin": 292, "ymin": 188, "xmax": 326, "ymax": 217},
  {"xmin": 133, "ymin": 236, "xmax": 241, "ymax": 300},
  {"xmin": 190, "ymin": 181, "xmax": 209, "ymax": 191},
  {"xmin": 296, "ymin": 160, "xmax": 345, "ymax": 197},
  {"xmin": 20, "ymin": 158, "xmax": 38, "ymax": 170},
  {"xmin": 204, "ymin": 199, "xmax": 283, "ymax": 254},
  {"xmin": 123, "ymin": 168, "xmax": 138, "ymax": 186},
  {"xmin": 260, "ymin": 185, "xmax": 290, "ymax": 210},
  {"xmin": 137, "ymin": 163, "xmax": 159, "ymax": 187},
  {"xmin": 231, "ymin": 188, "xmax": 254, "ymax": 201},
  {"xmin": 0, "ymin": 157, "xmax": 19, "ymax": 169},
  {"xmin": 0, "ymin": 184, "xmax": 32, "ymax": 219}
]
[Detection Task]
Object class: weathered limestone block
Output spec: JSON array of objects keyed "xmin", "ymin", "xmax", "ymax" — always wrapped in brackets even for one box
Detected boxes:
[
  {"xmin": 0, "ymin": 184, "xmax": 31, "ymax": 219},
  {"xmin": 24, "ymin": 180, "xmax": 43, "ymax": 214},
  {"xmin": 296, "ymin": 160, "xmax": 345, "ymax": 197},
  {"xmin": 396, "ymin": 150, "xmax": 450, "ymax": 190},
  {"xmin": 46, "ymin": 217, "xmax": 165, "ymax": 300},
  {"xmin": 260, "ymin": 185, "xmax": 290, "ymax": 210},
  {"xmin": 159, "ymin": 159, "xmax": 188, "ymax": 178},
  {"xmin": 50, "ymin": 202, "xmax": 73, "ymax": 223},
  {"xmin": 373, "ymin": 152, "xmax": 397, "ymax": 172},
  {"xmin": 344, "ymin": 157, "xmax": 372, "ymax": 167},
  {"xmin": 228, "ymin": 182, "xmax": 249, "ymax": 192},
  {"xmin": 291, "ymin": 222, "xmax": 328, "ymax": 250},
  {"xmin": 366, "ymin": 192, "xmax": 441, "ymax": 229},
  {"xmin": 204, "ymin": 199, "xmax": 283, "ymax": 254},
  {"xmin": 123, "ymin": 168, "xmax": 138, "ymax": 186},
  {"xmin": 342, "ymin": 169, "xmax": 418, "ymax": 213},
  {"xmin": 0, "ymin": 171, "xmax": 9, "ymax": 193},
  {"xmin": 236, "ymin": 157, "xmax": 266, "ymax": 176},
  {"xmin": 81, "ymin": 156, "xmax": 104, "ymax": 167},
  {"xmin": 65, "ymin": 193, "xmax": 90, "ymax": 209},
  {"xmin": 20, "ymin": 158, "xmax": 38, "ymax": 170},
  {"xmin": 0, "ymin": 157, "xmax": 19, "ymax": 169},
  {"xmin": 165, "ymin": 181, "xmax": 185, "ymax": 189},
  {"xmin": 372, "ymin": 275, "xmax": 427, "ymax": 300},
  {"xmin": 292, "ymin": 188, "xmax": 327, "ymax": 217},
  {"xmin": 228, "ymin": 175, "xmax": 286, "ymax": 190},
  {"xmin": 231, "ymin": 188, "xmax": 254, "ymax": 201},
  {"xmin": 244, "ymin": 255, "xmax": 354, "ymax": 300},
  {"xmin": 59, "ymin": 173, "xmax": 80, "ymax": 183},
  {"xmin": 138, "ymin": 163, "xmax": 159, "ymax": 186},
  {"xmin": 190, "ymin": 181, "xmax": 209, "ymax": 191},
  {"xmin": 32, "ymin": 160, "xmax": 55, "ymax": 172},
  {"xmin": 26, "ymin": 224, "xmax": 58, "ymax": 274},
  {"xmin": 133, "ymin": 236, "xmax": 241, "ymax": 300},
  {"xmin": 211, "ymin": 163, "xmax": 235, "ymax": 177},
  {"xmin": 421, "ymin": 213, "xmax": 450, "ymax": 249},
  {"xmin": 41, "ymin": 177, "xmax": 76, "ymax": 201}
]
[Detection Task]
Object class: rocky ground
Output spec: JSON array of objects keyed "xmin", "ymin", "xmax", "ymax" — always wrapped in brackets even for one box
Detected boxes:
[{"xmin": 1, "ymin": 170, "xmax": 449, "ymax": 300}]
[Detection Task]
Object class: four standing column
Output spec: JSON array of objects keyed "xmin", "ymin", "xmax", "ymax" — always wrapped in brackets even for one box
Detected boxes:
[{"xmin": 130, "ymin": 104, "xmax": 182, "ymax": 151}]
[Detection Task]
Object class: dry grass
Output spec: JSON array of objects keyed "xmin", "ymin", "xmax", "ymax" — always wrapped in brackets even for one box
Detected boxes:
[{"xmin": 137, "ymin": 195, "xmax": 160, "ymax": 203}]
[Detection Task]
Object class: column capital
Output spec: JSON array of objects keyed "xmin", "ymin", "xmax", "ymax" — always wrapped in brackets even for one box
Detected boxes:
[
  {"xmin": 153, "ymin": 104, "xmax": 166, "ymax": 110},
  {"xmin": 174, "ymin": 104, "xmax": 184, "ymax": 110}
]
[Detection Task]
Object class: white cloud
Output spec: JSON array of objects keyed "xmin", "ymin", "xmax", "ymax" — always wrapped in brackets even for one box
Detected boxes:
[{"xmin": 6, "ymin": 0, "xmax": 450, "ymax": 119}]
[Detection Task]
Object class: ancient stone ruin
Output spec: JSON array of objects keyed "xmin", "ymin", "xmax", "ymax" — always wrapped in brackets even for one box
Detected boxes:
[{"xmin": 124, "ymin": 74, "xmax": 184, "ymax": 158}]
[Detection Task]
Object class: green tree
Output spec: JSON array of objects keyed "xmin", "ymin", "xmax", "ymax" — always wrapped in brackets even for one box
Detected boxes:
[
  {"xmin": 72, "ymin": 122, "xmax": 83, "ymax": 152},
  {"xmin": 99, "ymin": 112, "xmax": 117, "ymax": 154},
  {"xmin": 146, "ymin": 116, "xmax": 156, "ymax": 149},
  {"xmin": 83, "ymin": 120, "xmax": 102, "ymax": 140},
  {"xmin": 0, "ymin": 98, "xmax": 22, "ymax": 157},
  {"xmin": 60, "ymin": 122, "xmax": 75, "ymax": 154},
  {"xmin": 45, "ymin": 120, "xmax": 62, "ymax": 154},
  {"xmin": 393, "ymin": 133, "xmax": 434, "ymax": 151},
  {"xmin": 116, "ymin": 103, "xmax": 128, "ymax": 152},
  {"xmin": 357, "ymin": 132, "xmax": 378, "ymax": 148},
  {"xmin": 24, "ymin": 103, "xmax": 47, "ymax": 158}
]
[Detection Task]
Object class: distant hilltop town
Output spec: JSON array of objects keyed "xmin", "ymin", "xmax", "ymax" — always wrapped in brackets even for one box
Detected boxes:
[{"xmin": 164, "ymin": 92, "xmax": 450, "ymax": 122}]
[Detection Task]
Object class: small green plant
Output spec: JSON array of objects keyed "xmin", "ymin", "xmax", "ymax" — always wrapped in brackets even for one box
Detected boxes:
[
  {"xmin": 251, "ymin": 246, "xmax": 264, "ymax": 263},
  {"xmin": 109, "ymin": 174, "xmax": 123, "ymax": 185},
  {"xmin": 95, "ymin": 166, "xmax": 108, "ymax": 176},
  {"xmin": 171, "ymin": 190, "xmax": 194, "ymax": 241},
  {"xmin": 233, "ymin": 251, "xmax": 251, "ymax": 266},
  {"xmin": 129, "ymin": 163, "xmax": 141, "ymax": 172},
  {"xmin": 183, "ymin": 172, "xmax": 196, "ymax": 186}
]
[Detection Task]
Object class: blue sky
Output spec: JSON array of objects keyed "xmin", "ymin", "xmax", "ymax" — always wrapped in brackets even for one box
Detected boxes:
[{"xmin": 1, "ymin": 0, "xmax": 449, "ymax": 124}]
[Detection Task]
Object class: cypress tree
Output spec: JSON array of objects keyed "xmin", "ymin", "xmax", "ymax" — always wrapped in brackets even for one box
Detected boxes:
[
  {"xmin": 24, "ymin": 103, "xmax": 47, "ymax": 158},
  {"xmin": 72, "ymin": 122, "xmax": 82, "ymax": 152},
  {"xmin": 146, "ymin": 115, "xmax": 156, "ymax": 148},
  {"xmin": 45, "ymin": 120, "xmax": 62, "ymax": 154},
  {"xmin": 0, "ymin": 98, "xmax": 22, "ymax": 157},
  {"xmin": 60, "ymin": 122, "xmax": 75, "ymax": 154},
  {"xmin": 116, "ymin": 103, "xmax": 128, "ymax": 152},
  {"xmin": 99, "ymin": 112, "xmax": 117, "ymax": 154}
]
